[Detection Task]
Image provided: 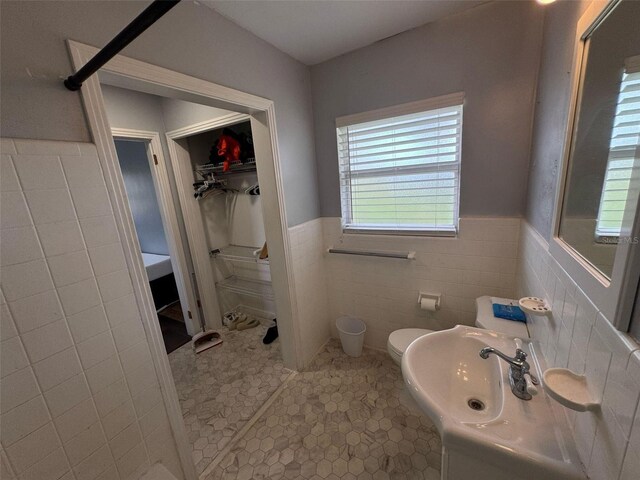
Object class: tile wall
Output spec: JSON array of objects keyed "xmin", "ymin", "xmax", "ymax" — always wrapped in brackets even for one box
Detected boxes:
[
  {"xmin": 288, "ymin": 218, "xmax": 331, "ymax": 366},
  {"xmin": 518, "ymin": 221, "xmax": 640, "ymax": 480},
  {"xmin": 321, "ymin": 217, "xmax": 521, "ymax": 349},
  {"xmin": 0, "ymin": 138, "xmax": 183, "ymax": 480}
]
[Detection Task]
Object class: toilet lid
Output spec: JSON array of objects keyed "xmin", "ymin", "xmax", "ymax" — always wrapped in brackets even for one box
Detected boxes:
[{"xmin": 388, "ymin": 328, "xmax": 432, "ymax": 356}]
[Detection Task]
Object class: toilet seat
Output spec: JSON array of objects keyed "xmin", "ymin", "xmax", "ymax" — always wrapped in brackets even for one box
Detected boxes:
[{"xmin": 387, "ymin": 328, "xmax": 432, "ymax": 365}]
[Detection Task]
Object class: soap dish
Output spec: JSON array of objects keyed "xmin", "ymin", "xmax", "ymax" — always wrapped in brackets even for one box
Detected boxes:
[
  {"xmin": 542, "ymin": 368, "xmax": 600, "ymax": 412},
  {"xmin": 519, "ymin": 297, "xmax": 551, "ymax": 316}
]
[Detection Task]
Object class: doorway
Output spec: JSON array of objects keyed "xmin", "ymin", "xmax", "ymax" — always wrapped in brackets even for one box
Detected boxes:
[
  {"xmin": 113, "ymin": 136, "xmax": 192, "ymax": 354},
  {"xmin": 69, "ymin": 39, "xmax": 302, "ymax": 480}
]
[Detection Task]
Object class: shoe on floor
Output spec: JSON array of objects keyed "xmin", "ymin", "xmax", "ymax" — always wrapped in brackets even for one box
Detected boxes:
[
  {"xmin": 263, "ymin": 319, "xmax": 278, "ymax": 344},
  {"xmin": 236, "ymin": 318, "xmax": 260, "ymax": 331}
]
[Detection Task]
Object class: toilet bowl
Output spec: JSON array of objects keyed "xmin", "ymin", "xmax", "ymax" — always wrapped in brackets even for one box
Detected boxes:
[{"xmin": 387, "ymin": 296, "xmax": 528, "ymax": 365}]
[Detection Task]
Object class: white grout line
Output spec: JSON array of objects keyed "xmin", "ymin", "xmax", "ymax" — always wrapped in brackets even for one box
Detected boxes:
[{"xmin": 198, "ymin": 370, "xmax": 298, "ymax": 480}]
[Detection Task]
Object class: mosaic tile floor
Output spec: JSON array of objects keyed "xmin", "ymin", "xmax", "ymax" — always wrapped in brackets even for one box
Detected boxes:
[
  {"xmin": 168, "ymin": 323, "xmax": 290, "ymax": 476},
  {"xmin": 204, "ymin": 339, "xmax": 442, "ymax": 480}
]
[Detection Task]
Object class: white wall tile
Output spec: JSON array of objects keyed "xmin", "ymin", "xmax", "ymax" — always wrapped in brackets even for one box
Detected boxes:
[
  {"xmin": 0, "ymin": 302, "xmax": 18, "ymax": 340},
  {"xmin": 13, "ymin": 155, "xmax": 66, "ymax": 190},
  {"xmin": 620, "ymin": 448, "xmax": 640, "ymax": 480},
  {"xmin": 73, "ymin": 444, "xmax": 114, "ymax": 480},
  {"xmin": 0, "ymin": 138, "xmax": 180, "ymax": 479},
  {"xmin": 0, "ymin": 366, "xmax": 39, "ymax": 414},
  {"xmin": 13, "ymin": 139, "xmax": 80, "ymax": 156},
  {"xmin": 1, "ymin": 191, "xmax": 32, "ymax": 229},
  {"xmin": 8, "ymin": 290, "xmax": 64, "ymax": 334},
  {"xmin": 63, "ymin": 421, "xmax": 106, "ymax": 467},
  {"xmin": 1, "ymin": 154, "xmax": 20, "ymax": 192},
  {"xmin": 96, "ymin": 270, "xmax": 133, "ymax": 303},
  {"xmin": 57, "ymin": 278, "xmax": 101, "ymax": 316},
  {"xmin": 66, "ymin": 305, "xmax": 109, "ymax": 344},
  {"xmin": 109, "ymin": 422, "xmax": 142, "ymax": 460},
  {"xmin": 88, "ymin": 243, "xmax": 127, "ymax": 277},
  {"xmin": 4, "ymin": 422, "xmax": 61, "ymax": 473},
  {"xmin": 85, "ymin": 355, "xmax": 124, "ymax": 395},
  {"xmin": 0, "ymin": 226, "xmax": 42, "ymax": 266},
  {"xmin": 47, "ymin": 250, "xmax": 93, "ymax": 287},
  {"xmin": 77, "ymin": 331, "xmax": 117, "ymax": 370},
  {"xmin": 112, "ymin": 317, "xmax": 146, "ymax": 353},
  {"xmin": 0, "ymin": 395, "xmax": 50, "ymax": 446},
  {"xmin": 60, "ymin": 154, "xmax": 104, "ymax": 190},
  {"xmin": 32, "ymin": 347, "xmax": 82, "ymax": 392},
  {"xmin": 1, "ymin": 337, "xmax": 29, "ymax": 378},
  {"xmin": 53, "ymin": 398, "xmax": 99, "ymax": 443},
  {"xmin": 115, "ymin": 441, "xmax": 148, "ymax": 480},
  {"xmin": 1, "ymin": 259, "xmax": 53, "ymax": 301},
  {"xmin": 104, "ymin": 294, "xmax": 140, "ymax": 329},
  {"xmin": 71, "ymin": 184, "xmax": 112, "ymax": 219},
  {"xmin": 101, "ymin": 399, "xmax": 136, "ymax": 440},
  {"xmin": 80, "ymin": 215, "xmax": 120, "ymax": 248},
  {"xmin": 24, "ymin": 189, "xmax": 76, "ymax": 225},
  {"xmin": 518, "ymin": 222, "xmax": 640, "ymax": 479},
  {"xmin": 43, "ymin": 373, "xmax": 91, "ymax": 417},
  {"xmin": 18, "ymin": 447, "xmax": 70, "ymax": 480},
  {"xmin": 36, "ymin": 221, "xmax": 85, "ymax": 257},
  {"xmin": 94, "ymin": 379, "xmax": 130, "ymax": 419},
  {"xmin": 21, "ymin": 319, "xmax": 73, "ymax": 363}
]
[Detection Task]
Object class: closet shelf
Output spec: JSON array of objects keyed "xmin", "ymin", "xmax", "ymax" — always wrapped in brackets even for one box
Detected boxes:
[
  {"xmin": 211, "ymin": 245, "xmax": 269, "ymax": 265},
  {"xmin": 215, "ymin": 276, "xmax": 274, "ymax": 300},
  {"xmin": 196, "ymin": 161, "xmax": 257, "ymax": 177}
]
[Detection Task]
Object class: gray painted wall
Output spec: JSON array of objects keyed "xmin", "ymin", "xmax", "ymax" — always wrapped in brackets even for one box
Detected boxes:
[
  {"xmin": 115, "ymin": 139, "xmax": 169, "ymax": 255},
  {"xmin": 525, "ymin": 0, "xmax": 590, "ymax": 240},
  {"xmin": 310, "ymin": 1, "xmax": 544, "ymax": 218},
  {"xmin": 0, "ymin": 0, "xmax": 319, "ymax": 226}
]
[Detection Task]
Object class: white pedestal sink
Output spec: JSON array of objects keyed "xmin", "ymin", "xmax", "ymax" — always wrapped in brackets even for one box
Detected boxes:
[{"xmin": 401, "ymin": 325, "xmax": 585, "ymax": 480}]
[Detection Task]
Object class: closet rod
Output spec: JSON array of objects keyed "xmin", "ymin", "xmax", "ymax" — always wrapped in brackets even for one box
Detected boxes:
[{"xmin": 64, "ymin": 0, "xmax": 180, "ymax": 91}]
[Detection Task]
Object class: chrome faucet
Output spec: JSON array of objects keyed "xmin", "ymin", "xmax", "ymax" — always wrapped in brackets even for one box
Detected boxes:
[{"xmin": 479, "ymin": 347, "xmax": 539, "ymax": 400}]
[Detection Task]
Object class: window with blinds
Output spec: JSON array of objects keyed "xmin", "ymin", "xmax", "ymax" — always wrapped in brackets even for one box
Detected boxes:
[
  {"xmin": 336, "ymin": 94, "xmax": 463, "ymax": 235},
  {"xmin": 596, "ymin": 56, "xmax": 640, "ymax": 238}
]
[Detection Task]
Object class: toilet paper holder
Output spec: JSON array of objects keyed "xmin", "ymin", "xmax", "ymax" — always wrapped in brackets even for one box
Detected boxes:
[{"xmin": 418, "ymin": 292, "xmax": 441, "ymax": 311}]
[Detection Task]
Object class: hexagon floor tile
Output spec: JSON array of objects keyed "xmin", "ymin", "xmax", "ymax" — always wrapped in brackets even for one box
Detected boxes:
[
  {"xmin": 204, "ymin": 339, "xmax": 442, "ymax": 480},
  {"xmin": 169, "ymin": 322, "xmax": 290, "ymax": 475}
]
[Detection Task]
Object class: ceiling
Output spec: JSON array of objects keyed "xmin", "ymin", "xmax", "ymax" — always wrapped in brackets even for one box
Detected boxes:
[{"xmin": 203, "ymin": 1, "xmax": 486, "ymax": 65}]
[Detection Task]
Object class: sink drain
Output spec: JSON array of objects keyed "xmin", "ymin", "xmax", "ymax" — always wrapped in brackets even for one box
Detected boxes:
[{"xmin": 468, "ymin": 398, "xmax": 485, "ymax": 411}]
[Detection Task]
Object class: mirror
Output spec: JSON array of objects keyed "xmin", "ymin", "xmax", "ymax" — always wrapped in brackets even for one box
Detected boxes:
[{"xmin": 559, "ymin": 0, "xmax": 640, "ymax": 279}]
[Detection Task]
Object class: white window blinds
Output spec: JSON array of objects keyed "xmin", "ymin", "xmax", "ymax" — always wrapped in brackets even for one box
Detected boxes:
[
  {"xmin": 336, "ymin": 94, "xmax": 463, "ymax": 235},
  {"xmin": 596, "ymin": 56, "xmax": 640, "ymax": 237}
]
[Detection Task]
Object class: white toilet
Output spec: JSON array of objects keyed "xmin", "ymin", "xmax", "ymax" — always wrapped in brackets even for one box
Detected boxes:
[{"xmin": 387, "ymin": 296, "xmax": 529, "ymax": 365}]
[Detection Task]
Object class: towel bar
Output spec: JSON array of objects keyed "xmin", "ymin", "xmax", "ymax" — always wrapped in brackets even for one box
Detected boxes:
[{"xmin": 327, "ymin": 248, "xmax": 415, "ymax": 259}]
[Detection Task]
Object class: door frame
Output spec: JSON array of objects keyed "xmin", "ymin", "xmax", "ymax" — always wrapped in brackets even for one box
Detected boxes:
[
  {"xmin": 164, "ymin": 113, "xmax": 250, "ymax": 330},
  {"xmin": 111, "ymin": 128, "xmax": 199, "ymax": 336},
  {"xmin": 66, "ymin": 40, "xmax": 303, "ymax": 480}
]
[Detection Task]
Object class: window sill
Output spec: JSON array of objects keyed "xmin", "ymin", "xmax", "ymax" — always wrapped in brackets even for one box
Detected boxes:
[{"xmin": 342, "ymin": 227, "xmax": 457, "ymax": 238}]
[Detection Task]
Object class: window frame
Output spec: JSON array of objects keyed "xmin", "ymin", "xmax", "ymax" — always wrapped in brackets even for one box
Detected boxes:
[{"xmin": 335, "ymin": 92, "xmax": 464, "ymax": 237}]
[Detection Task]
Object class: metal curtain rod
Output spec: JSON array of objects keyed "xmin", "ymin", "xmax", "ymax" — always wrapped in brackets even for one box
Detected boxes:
[{"xmin": 64, "ymin": 0, "xmax": 180, "ymax": 91}]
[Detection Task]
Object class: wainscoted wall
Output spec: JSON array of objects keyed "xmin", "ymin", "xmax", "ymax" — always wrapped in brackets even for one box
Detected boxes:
[
  {"xmin": 288, "ymin": 218, "xmax": 331, "ymax": 366},
  {"xmin": 321, "ymin": 217, "xmax": 520, "ymax": 350},
  {"xmin": 518, "ymin": 221, "xmax": 640, "ymax": 480},
  {"xmin": 0, "ymin": 138, "xmax": 182, "ymax": 480}
]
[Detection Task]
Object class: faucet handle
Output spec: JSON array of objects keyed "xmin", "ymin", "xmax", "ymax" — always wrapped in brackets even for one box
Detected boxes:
[
  {"xmin": 524, "ymin": 372, "xmax": 539, "ymax": 396},
  {"xmin": 515, "ymin": 348, "xmax": 528, "ymax": 362}
]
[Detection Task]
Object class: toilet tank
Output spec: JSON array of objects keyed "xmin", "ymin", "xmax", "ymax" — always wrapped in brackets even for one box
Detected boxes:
[{"xmin": 475, "ymin": 296, "xmax": 529, "ymax": 338}]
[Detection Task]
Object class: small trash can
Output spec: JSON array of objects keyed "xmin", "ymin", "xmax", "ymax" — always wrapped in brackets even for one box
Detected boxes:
[{"xmin": 336, "ymin": 316, "xmax": 366, "ymax": 357}]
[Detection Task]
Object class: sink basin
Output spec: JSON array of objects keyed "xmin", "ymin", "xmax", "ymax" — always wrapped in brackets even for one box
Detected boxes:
[{"xmin": 402, "ymin": 325, "xmax": 585, "ymax": 480}]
